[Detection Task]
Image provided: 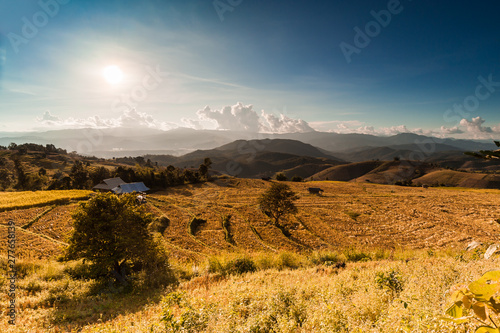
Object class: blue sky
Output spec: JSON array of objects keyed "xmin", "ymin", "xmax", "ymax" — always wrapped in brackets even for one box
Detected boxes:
[{"xmin": 1, "ymin": 0, "xmax": 500, "ymax": 138}]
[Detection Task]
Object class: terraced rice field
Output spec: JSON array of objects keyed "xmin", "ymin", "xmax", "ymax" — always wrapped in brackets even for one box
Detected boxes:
[
  {"xmin": 147, "ymin": 178, "xmax": 500, "ymax": 260},
  {"xmin": 1, "ymin": 180, "xmax": 499, "ymax": 261}
]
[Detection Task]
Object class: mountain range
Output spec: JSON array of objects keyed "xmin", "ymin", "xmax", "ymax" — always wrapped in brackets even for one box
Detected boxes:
[
  {"xmin": 2, "ymin": 128, "xmax": 499, "ymax": 187},
  {"xmin": 0, "ymin": 128, "xmax": 496, "ymax": 158}
]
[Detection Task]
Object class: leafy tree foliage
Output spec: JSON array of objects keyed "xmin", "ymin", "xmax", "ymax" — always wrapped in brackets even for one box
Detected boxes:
[
  {"xmin": 199, "ymin": 157, "xmax": 213, "ymax": 181},
  {"xmin": 66, "ymin": 193, "xmax": 167, "ymax": 285},
  {"xmin": 445, "ymin": 270, "xmax": 500, "ymax": 332},
  {"xmin": 258, "ymin": 183, "xmax": 298, "ymax": 227},
  {"xmin": 69, "ymin": 160, "xmax": 91, "ymax": 189}
]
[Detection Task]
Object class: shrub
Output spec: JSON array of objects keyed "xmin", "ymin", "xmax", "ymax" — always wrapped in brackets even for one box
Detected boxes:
[
  {"xmin": 375, "ymin": 269, "xmax": 404, "ymax": 296},
  {"xmin": 344, "ymin": 249, "xmax": 371, "ymax": 262},
  {"xmin": 225, "ymin": 258, "xmax": 257, "ymax": 275},
  {"xmin": 277, "ymin": 252, "xmax": 301, "ymax": 270},
  {"xmin": 207, "ymin": 257, "xmax": 224, "ymax": 274},
  {"xmin": 25, "ymin": 280, "xmax": 43, "ymax": 294},
  {"xmin": 310, "ymin": 251, "xmax": 341, "ymax": 266},
  {"xmin": 207, "ymin": 256, "xmax": 257, "ymax": 276}
]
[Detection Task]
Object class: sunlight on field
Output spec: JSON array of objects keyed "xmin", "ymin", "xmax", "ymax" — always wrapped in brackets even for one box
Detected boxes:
[{"xmin": 0, "ymin": 190, "xmax": 92, "ymax": 212}]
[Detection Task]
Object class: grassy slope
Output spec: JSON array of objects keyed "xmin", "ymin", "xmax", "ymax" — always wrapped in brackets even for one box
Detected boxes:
[
  {"xmin": 309, "ymin": 159, "xmax": 500, "ymax": 188},
  {"xmin": 413, "ymin": 169, "xmax": 500, "ymax": 188},
  {"xmin": 2, "ymin": 254, "xmax": 498, "ymax": 332}
]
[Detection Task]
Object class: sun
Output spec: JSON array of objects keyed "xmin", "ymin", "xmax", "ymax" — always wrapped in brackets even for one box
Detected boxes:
[{"xmin": 102, "ymin": 65, "xmax": 124, "ymax": 84}]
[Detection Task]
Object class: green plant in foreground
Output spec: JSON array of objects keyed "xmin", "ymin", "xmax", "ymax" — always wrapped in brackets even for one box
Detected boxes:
[
  {"xmin": 375, "ymin": 269, "xmax": 404, "ymax": 296},
  {"xmin": 444, "ymin": 270, "xmax": 500, "ymax": 332}
]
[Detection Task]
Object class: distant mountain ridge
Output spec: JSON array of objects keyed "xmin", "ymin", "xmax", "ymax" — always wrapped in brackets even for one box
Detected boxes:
[{"xmin": 0, "ymin": 128, "xmax": 496, "ymax": 158}]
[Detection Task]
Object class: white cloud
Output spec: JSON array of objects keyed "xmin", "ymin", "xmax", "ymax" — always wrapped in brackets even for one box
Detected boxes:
[
  {"xmin": 459, "ymin": 116, "xmax": 493, "ymax": 134},
  {"xmin": 354, "ymin": 126, "xmax": 376, "ymax": 135},
  {"xmin": 196, "ymin": 103, "xmax": 261, "ymax": 132},
  {"xmin": 378, "ymin": 125, "xmax": 410, "ymax": 136},
  {"xmin": 36, "ymin": 109, "xmax": 178, "ymax": 131},
  {"xmin": 440, "ymin": 125, "xmax": 464, "ymax": 135},
  {"xmin": 260, "ymin": 111, "xmax": 314, "ymax": 133},
  {"xmin": 181, "ymin": 118, "xmax": 203, "ymax": 130},
  {"xmin": 310, "ymin": 116, "xmax": 500, "ymax": 139},
  {"xmin": 192, "ymin": 102, "xmax": 314, "ymax": 133}
]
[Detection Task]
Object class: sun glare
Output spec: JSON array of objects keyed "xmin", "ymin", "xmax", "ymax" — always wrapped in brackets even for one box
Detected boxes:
[{"xmin": 102, "ymin": 65, "xmax": 123, "ymax": 84}]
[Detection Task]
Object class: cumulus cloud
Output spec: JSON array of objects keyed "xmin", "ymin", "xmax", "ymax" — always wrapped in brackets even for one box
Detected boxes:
[
  {"xmin": 191, "ymin": 102, "xmax": 314, "ymax": 133},
  {"xmin": 197, "ymin": 103, "xmax": 261, "ymax": 132},
  {"xmin": 459, "ymin": 116, "xmax": 493, "ymax": 134},
  {"xmin": 354, "ymin": 126, "xmax": 376, "ymax": 135},
  {"xmin": 260, "ymin": 112, "xmax": 314, "ymax": 133},
  {"xmin": 440, "ymin": 125, "xmax": 464, "ymax": 135},
  {"xmin": 36, "ymin": 109, "xmax": 177, "ymax": 131},
  {"xmin": 181, "ymin": 118, "xmax": 203, "ymax": 130}
]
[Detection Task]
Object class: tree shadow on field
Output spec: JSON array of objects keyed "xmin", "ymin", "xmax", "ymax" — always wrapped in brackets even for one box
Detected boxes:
[{"xmin": 48, "ymin": 280, "xmax": 168, "ymax": 329}]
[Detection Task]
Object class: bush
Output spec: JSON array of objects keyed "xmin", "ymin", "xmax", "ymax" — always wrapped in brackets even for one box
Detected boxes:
[
  {"xmin": 375, "ymin": 269, "xmax": 403, "ymax": 295},
  {"xmin": 310, "ymin": 251, "xmax": 341, "ymax": 266},
  {"xmin": 207, "ymin": 256, "xmax": 257, "ymax": 276},
  {"xmin": 225, "ymin": 258, "xmax": 257, "ymax": 275},
  {"xmin": 207, "ymin": 257, "xmax": 224, "ymax": 274},
  {"xmin": 344, "ymin": 249, "xmax": 371, "ymax": 262},
  {"xmin": 277, "ymin": 252, "xmax": 301, "ymax": 270}
]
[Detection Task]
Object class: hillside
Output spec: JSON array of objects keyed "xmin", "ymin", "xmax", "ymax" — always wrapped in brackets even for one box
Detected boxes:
[
  {"xmin": 308, "ymin": 160, "xmax": 386, "ymax": 181},
  {"xmin": 144, "ymin": 139, "xmax": 345, "ymax": 178},
  {"xmin": 412, "ymin": 169, "xmax": 500, "ymax": 188},
  {"xmin": 308, "ymin": 159, "xmax": 500, "ymax": 188}
]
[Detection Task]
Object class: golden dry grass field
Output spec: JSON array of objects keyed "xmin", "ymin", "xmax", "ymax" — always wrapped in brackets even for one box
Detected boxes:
[
  {"xmin": 149, "ymin": 178, "xmax": 500, "ymax": 259},
  {"xmin": 1, "ymin": 180, "xmax": 500, "ymax": 332}
]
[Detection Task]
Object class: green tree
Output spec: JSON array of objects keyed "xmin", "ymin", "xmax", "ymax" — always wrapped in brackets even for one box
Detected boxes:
[
  {"xmin": 13, "ymin": 159, "xmax": 27, "ymax": 190},
  {"xmin": 70, "ymin": 160, "xmax": 90, "ymax": 189},
  {"xmin": 258, "ymin": 183, "xmax": 298, "ymax": 227},
  {"xmin": 66, "ymin": 193, "xmax": 168, "ymax": 285}
]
